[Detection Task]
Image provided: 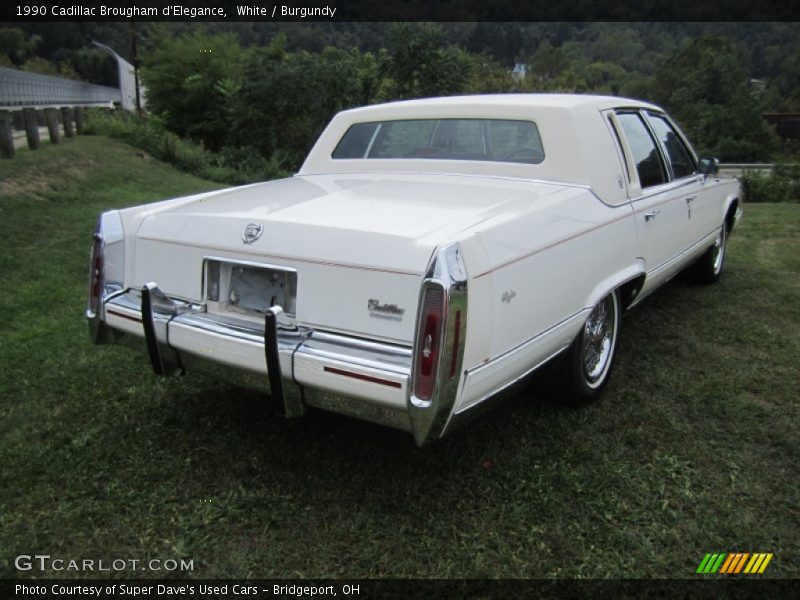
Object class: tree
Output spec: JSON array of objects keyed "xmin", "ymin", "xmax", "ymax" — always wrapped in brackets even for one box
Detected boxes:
[
  {"xmin": 229, "ymin": 42, "xmax": 380, "ymax": 170},
  {"xmin": 0, "ymin": 27, "xmax": 39, "ymax": 67},
  {"xmin": 380, "ymin": 24, "xmax": 472, "ymax": 100},
  {"xmin": 57, "ymin": 47, "xmax": 117, "ymax": 85},
  {"xmin": 651, "ymin": 36, "xmax": 779, "ymax": 161},
  {"xmin": 140, "ymin": 30, "xmax": 248, "ymax": 151},
  {"xmin": 19, "ymin": 56, "xmax": 58, "ymax": 76}
]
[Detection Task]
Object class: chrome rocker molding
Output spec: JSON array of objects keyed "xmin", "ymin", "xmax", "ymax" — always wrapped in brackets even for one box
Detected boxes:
[{"xmin": 407, "ymin": 244, "xmax": 469, "ymax": 446}]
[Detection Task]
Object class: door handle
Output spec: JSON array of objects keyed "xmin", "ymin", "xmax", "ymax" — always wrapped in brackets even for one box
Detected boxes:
[
  {"xmin": 686, "ymin": 195, "xmax": 697, "ymax": 203},
  {"xmin": 644, "ymin": 210, "xmax": 660, "ymax": 222}
]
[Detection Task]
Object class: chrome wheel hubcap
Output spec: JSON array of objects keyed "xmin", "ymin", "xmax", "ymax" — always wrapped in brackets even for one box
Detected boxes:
[
  {"xmin": 582, "ymin": 295, "xmax": 617, "ymax": 385},
  {"xmin": 712, "ymin": 226, "xmax": 726, "ymax": 273}
]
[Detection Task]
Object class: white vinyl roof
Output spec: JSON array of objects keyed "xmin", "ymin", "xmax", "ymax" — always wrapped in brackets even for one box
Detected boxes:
[
  {"xmin": 334, "ymin": 93, "xmax": 660, "ymax": 116},
  {"xmin": 299, "ymin": 94, "xmax": 666, "ymax": 204}
]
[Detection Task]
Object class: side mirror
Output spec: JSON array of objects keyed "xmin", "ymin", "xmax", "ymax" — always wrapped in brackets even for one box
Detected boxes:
[{"xmin": 697, "ymin": 157, "xmax": 719, "ymax": 175}]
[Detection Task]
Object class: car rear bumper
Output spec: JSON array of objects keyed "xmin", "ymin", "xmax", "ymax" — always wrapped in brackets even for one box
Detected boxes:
[{"xmin": 89, "ymin": 285, "xmax": 414, "ymax": 434}]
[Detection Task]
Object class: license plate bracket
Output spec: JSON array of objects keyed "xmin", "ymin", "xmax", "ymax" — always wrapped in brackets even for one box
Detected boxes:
[{"xmin": 205, "ymin": 259, "xmax": 297, "ymax": 317}]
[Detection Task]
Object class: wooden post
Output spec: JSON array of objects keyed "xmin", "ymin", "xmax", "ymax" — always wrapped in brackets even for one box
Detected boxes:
[
  {"xmin": 74, "ymin": 107, "xmax": 86, "ymax": 134},
  {"xmin": 23, "ymin": 108, "xmax": 40, "ymax": 150},
  {"xmin": 0, "ymin": 110, "xmax": 14, "ymax": 159},
  {"xmin": 13, "ymin": 111, "xmax": 24, "ymax": 131},
  {"xmin": 61, "ymin": 107, "xmax": 75, "ymax": 138},
  {"xmin": 45, "ymin": 108, "xmax": 61, "ymax": 144}
]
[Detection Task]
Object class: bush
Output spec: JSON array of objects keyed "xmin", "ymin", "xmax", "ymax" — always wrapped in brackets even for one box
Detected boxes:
[
  {"xmin": 740, "ymin": 165, "xmax": 800, "ymax": 203},
  {"xmin": 230, "ymin": 43, "xmax": 377, "ymax": 172},
  {"xmin": 774, "ymin": 163, "xmax": 800, "ymax": 201},
  {"xmin": 84, "ymin": 110, "xmax": 288, "ymax": 185}
]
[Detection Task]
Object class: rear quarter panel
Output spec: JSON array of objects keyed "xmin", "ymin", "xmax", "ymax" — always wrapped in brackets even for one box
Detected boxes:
[{"xmin": 455, "ymin": 187, "xmax": 639, "ymax": 413}]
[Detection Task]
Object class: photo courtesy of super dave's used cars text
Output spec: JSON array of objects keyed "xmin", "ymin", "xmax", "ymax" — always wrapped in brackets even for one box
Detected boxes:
[
  {"xmin": 86, "ymin": 94, "xmax": 741, "ymax": 446},
  {"xmin": 14, "ymin": 582, "xmax": 354, "ymax": 598}
]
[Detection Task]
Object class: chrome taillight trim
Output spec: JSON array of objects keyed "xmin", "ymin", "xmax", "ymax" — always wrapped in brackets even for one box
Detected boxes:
[
  {"xmin": 411, "ymin": 280, "xmax": 447, "ymax": 402},
  {"xmin": 408, "ymin": 244, "xmax": 468, "ymax": 446},
  {"xmin": 87, "ymin": 210, "xmax": 126, "ymax": 343},
  {"xmin": 86, "ymin": 230, "xmax": 104, "ymax": 318}
]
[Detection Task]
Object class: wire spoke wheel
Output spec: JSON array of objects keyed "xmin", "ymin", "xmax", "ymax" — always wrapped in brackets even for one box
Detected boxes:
[
  {"xmin": 581, "ymin": 293, "xmax": 618, "ymax": 387},
  {"xmin": 688, "ymin": 218, "xmax": 730, "ymax": 284},
  {"xmin": 712, "ymin": 224, "xmax": 726, "ymax": 275},
  {"xmin": 548, "ymin": 289, "xmax": 621, "ymax": 406}
]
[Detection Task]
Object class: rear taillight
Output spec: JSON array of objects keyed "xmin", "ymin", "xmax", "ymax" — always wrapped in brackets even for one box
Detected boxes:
[
  {"xmin": 88, "ymin": 233, "xmax": 104, "ymax": 315},
  {"xmin": 413, "ymin": 284, "xmax": 445, "ymax": 401},
  {"xmin": 408, "ymin": 244, "xmax": 468, "ymax": 446}
]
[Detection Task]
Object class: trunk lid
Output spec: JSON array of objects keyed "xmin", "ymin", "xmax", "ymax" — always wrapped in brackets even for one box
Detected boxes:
[{"xmin": 132, "ymin": 173, "xmax": 565, "ymax": 342}]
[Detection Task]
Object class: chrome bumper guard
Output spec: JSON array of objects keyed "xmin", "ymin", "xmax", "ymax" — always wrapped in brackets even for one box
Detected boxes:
[{"xmin": 89, "ymin": 283, "xmax": 413, "ymax": 434}]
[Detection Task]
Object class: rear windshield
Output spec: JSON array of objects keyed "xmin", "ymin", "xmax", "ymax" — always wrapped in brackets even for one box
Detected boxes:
[{"xmin": 331, "ymin": 118, "xmax": 545, "ymax": 164}]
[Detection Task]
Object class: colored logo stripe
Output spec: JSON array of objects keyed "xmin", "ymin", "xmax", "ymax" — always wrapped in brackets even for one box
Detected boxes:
[
  {"xmin": 719, "ymin": 553, "xmax": 735, "ymax": 573},
  {"xmin": 697, "ymin": 553, "xmax": 726, "ymax": 574},
  {"xmin": 696, "ymin": 554, "xmax": 712, "ymax": 573},
  {"xmin": 734, "ymin": 553, "xmax": 749, "ymax": 574},
  {"xmin": 698, "ymin": 552, "xmax": 774, "ymax": 574},
  {"xmin": 721, "ymin": 553, "xmax": 739, "ymax": 574},
  {"xmin": 746, "ymin": 553, "xmax": 774, "ymax": 574}
]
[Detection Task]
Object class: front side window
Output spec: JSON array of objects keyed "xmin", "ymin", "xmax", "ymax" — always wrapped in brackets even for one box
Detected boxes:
[
  {"xmin": 616, "ymin": 112, "xmax": 667, "ymax": 188},
  {"xmin": 332, "ymin": 118, "xmax": 545, "ymax": 164},
  {"xmin": 646, "ymin": 113, "xmax": 696, "ymax": 179}
]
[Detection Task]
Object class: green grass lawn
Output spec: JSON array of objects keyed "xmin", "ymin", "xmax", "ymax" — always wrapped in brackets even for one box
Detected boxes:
[{"xmin": 1, "ymin": 136, "xmax": 798, "ymax": 579}]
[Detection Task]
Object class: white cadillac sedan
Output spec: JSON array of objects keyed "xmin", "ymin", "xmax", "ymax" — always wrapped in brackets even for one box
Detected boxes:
[{"xmin": 87, "ymin": 94, "xmax": 742, "ymax": 445}]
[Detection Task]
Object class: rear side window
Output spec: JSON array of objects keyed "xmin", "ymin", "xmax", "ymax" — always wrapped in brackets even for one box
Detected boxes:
[
  {"xmin": 646, "ymin": 113, "xmax": 696, "ymax": 179},
  {"xmin": 332, "ymin": 118, "xmax": 545, "ymax": 164},
  {"xmin": 616, "ymin": 112, "xmax": 667, "ymax": 188}
]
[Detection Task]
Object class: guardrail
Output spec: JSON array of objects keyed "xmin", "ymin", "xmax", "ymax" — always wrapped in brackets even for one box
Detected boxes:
[
  {"xmin": 0, "ymin": 68, "xmax": 125, "ymax": 158},
  {"xmin": 0, "ymin": 68, "xmax": 120, "ymax": 110},
  {"xmin": 718, "ymin": 163, "xmax": 775, "ymax": 177}
]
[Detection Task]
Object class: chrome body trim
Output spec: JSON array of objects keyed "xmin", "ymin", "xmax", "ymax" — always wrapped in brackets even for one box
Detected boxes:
[
  {"xmin": 91, "ymin": 286, "xmax": 414, "ymax": 435},
  {"xmin": 203, "ymin": 255, "xmax": 298, "ymax": 275},
  {"xmin": 298, "ymin": 332, "xmax": 411, "ymax": 374},
  {"xmin": 645, "ymin": 226, "xmax": 722, "ymax": 278},
  {"xmin": 631, "ymin": 177, "xmax": 699, "ymax": 204},
  {"xmin": 407, "ymin": 244, "xmax": 469, "ymax": 446},
  {"xmin": 453, "ymin": 307, "xmax": 589, "ymax": 417},
  {"xmin": 452, "ymin": 343, "xmax": 571, "ymax": 423}
]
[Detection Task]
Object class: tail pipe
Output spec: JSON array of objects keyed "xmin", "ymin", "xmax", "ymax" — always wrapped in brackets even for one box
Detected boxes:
[{"xmin": 408, "ymin": 244, "xmax": 468, "ymax": 446}]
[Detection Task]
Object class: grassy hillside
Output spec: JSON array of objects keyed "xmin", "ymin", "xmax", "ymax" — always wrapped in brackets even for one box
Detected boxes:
[{"xmin": 1, "ymin": 136, "xmax": 798, "ymax": 579}]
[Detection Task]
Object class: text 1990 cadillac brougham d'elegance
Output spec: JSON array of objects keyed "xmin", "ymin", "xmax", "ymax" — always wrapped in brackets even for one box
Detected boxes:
[{"xmin": 87, "ymin": 94, "xmax": 742, "ymax": 445}]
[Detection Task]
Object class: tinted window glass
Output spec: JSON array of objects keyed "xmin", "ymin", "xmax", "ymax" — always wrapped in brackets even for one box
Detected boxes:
[
  {"xmin": 617, "ymin": 112, "xmax": 667, "ymax": 188},
  {"xmin": 332, "ymin": 119, "xmax": 544, "ymax": 164},
  {"xmin": 331, "ymin": 122, "xmax": 380, "ymax": 159},
  {"xmin": 372, "ymin": 120, "xmax": 437, "ymax": 158},
  {"xmin": 647, "ymin": 113, "xmax": 696, "ymax": 179},
  {"xmin": 487, "ymin": 120, "xmax": 544, "ymax": 163}
]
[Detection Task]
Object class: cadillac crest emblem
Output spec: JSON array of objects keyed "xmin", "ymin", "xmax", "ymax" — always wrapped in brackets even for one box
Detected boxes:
[{"xmin": 242, "ymin": 223, "xmax": 264, "ymax": 244}]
